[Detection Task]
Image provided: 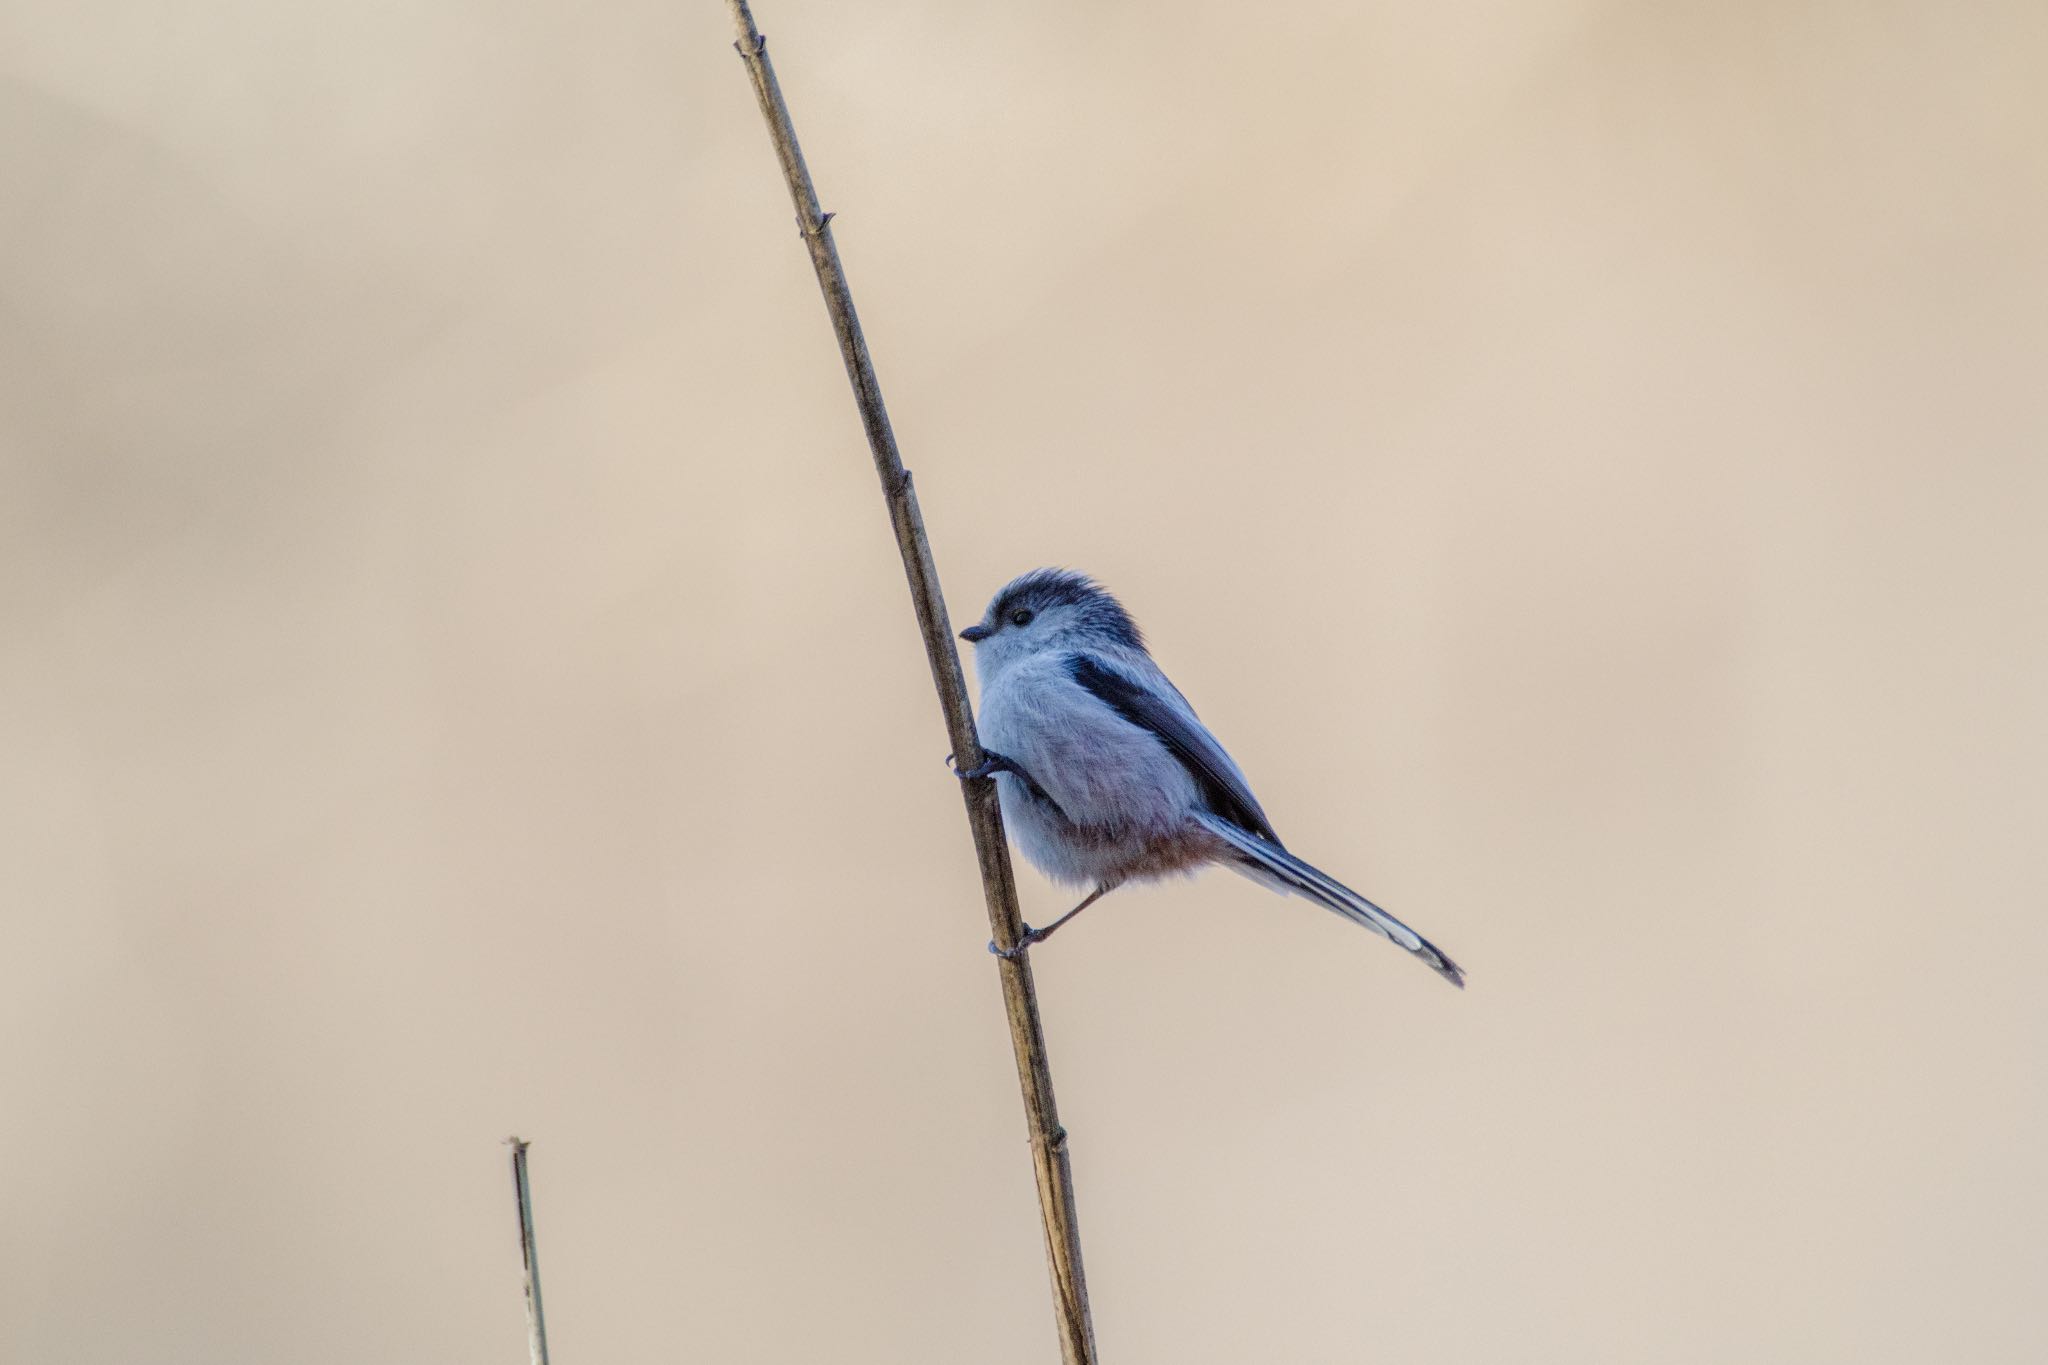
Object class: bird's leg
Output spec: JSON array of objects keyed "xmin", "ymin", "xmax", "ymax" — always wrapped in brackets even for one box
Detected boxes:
[
  {"xmin": 989, "ymin": 883, "xmax": 1117, "ymax": 960},
  {"xmin": 948, "ymin": 749, "xmax": 1058, "ymax": 808}
]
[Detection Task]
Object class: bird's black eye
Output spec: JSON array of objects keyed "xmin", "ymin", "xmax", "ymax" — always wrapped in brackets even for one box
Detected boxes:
[{"xmin": 1009, "ymin": 608, "xmax": 1034, "ymax": 628}]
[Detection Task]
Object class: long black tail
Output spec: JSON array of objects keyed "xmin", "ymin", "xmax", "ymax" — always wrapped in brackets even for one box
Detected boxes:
[{"xmin": 1196, "ymin": 812, "xmax": 1465, "ymax": 988}]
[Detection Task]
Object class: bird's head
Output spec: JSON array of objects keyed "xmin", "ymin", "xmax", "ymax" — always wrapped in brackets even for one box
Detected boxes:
[{"xmin": 960, "ymin": 568, "xmax": 1145, "ymax": 675}]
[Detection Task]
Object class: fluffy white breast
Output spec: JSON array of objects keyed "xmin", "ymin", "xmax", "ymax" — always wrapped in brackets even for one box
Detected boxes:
[{"xmin": 974, "ymin": 650, "xmax": 1196, "ymax": 859}]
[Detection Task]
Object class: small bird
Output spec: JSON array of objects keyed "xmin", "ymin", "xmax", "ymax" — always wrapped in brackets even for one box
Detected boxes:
[{"xmin": 955, "ymin": 569, "xmax": 1463, "ymax": 987}]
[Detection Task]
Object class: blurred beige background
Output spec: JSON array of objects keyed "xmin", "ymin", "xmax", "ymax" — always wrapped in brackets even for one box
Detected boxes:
[{"xmin": 3, "ymin": 2, "xmax": 2044, "ymax": 1362}]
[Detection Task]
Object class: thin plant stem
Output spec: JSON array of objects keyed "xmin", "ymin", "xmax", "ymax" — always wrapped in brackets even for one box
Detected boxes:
[
  {"xmin": 722, "ymin": 5, "xmax": 1097, "ymax": 1360},
  {"xmin": 506, "ymin": 1137, "xmax": 553, "ymax": 1365}
]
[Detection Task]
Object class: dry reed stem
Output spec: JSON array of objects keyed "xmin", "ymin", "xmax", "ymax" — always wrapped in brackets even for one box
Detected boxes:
[
  {"xmin": 723, "ymin": 4, "xmax": 1097, "ymax": 1360},
  {"xmin": 506, "ymin": 1137, "xmax": 553, "ymax": 1365}
]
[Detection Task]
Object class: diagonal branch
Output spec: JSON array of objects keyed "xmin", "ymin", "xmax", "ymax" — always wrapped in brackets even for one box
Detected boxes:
[{"xmin": 723, "ymin": 3, "xmax": 1096, "ymax": 1360}]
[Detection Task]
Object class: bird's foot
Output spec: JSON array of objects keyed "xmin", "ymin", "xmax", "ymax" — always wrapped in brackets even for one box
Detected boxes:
[
  {"xmin": 988, "ymin": 925, "xmax": 1047, "ymax": 960},
  {"xmin": 948, "ymin": 750, "xmax": 1019, "ymax": 783}
]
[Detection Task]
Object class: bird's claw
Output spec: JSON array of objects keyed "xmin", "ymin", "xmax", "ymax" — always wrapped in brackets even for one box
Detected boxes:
[
  {"xmin": 988, "ymin": 925, "xmax": 1044, "ymax": 960},
  {"xmin": 948, "ymin": 751, "xmax": 1008, "ymax": 783}
]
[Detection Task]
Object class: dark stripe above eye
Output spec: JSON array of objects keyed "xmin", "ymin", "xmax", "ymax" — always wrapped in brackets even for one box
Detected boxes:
[{"xmin": 990, "ymin": 569, "xmax": 1145, "ymax": 651}]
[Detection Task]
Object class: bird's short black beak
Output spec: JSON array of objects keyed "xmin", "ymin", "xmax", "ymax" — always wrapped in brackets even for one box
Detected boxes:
[{"xmin": 960, "ymin": 624, "xmax": 991, "ymax": 643}]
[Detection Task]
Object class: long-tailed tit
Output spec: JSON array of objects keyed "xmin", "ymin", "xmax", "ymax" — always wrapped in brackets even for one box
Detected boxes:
[{"xmin": 954, "ymin": 568, "xmax": 1464, "ymax": 987}]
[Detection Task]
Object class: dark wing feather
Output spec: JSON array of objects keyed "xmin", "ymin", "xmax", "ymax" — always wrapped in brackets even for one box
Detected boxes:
[{"xmin": 1066, "ymin": 653, "xmax": 1282, "ymax": 844}]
